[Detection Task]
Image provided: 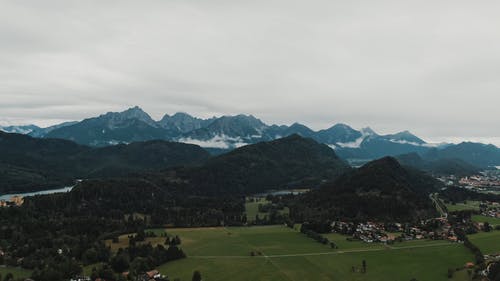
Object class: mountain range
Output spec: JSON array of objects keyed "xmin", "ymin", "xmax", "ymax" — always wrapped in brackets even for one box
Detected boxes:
[{"xmin": 2, "ymin": 106, "xmax": 499, "ymax": 167}]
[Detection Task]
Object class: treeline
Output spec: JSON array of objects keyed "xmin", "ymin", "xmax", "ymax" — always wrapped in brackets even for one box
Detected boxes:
[
  {"xmin": 300, "ymin": 223, "xmax": 337, "ymax": 248},
  {"xmin": 108, "ymin": 243, "xmax": 185, "ymax": 277},
  {"xmin": 454, "ymin": 228, "xmax": 484, "ymax": 266},
  {"xmin": 250, "ymin": 195, "xmax": 291, "ymax": 225},
  {"xmin": 439, "ymin": 187, "xmax": 500, "ymax": 205}
]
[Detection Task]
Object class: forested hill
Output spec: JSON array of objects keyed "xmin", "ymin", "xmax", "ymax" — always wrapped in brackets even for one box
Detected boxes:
[
  {"xmin": 292, "ymin": 157, "xmax": 441, "ymax": 222},
  {"xmin": 0, "ymin": 131, "xmax": 210, "ymax": 194},
  {"xmin": 183, "ymin": 134, "xmax": 351, "ymax": 195},
  {"xmin": 18, "ymin": 135, "xmax": 351, "ymax": 227}
]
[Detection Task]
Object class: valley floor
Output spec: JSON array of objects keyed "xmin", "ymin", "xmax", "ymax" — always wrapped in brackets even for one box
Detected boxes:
[{"xmin": 149, "ymin": 225, "xmax": 475, "ymax": 281}]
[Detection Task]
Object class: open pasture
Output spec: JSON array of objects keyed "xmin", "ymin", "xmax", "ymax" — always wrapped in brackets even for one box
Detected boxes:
[
  {"xmin": 0, "ymin": 266, "xmax": 32, "ymax": 280},
  {"xmin": 157, "ymin": 225, "xmax": 473, "ymax": 281},
  {"xmin": 245, "ymin": 197, "xmax": 289, "ymax": 222},
  {"xmin": 445, "ymin": 201, "xmax": 482, "ymax": 212},
  {"xmin": 468, "ymin": 230, "xmax": 500, "ymax": 255},
  {"xmin": 471, "ymin": 215, "xmax": 500, "ymax": 226}
]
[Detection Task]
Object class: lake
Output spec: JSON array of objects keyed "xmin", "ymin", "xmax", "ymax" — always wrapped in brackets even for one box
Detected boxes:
[{"xmin": 0, "ymin": 186, "xmax": 74, "ymax": 201}]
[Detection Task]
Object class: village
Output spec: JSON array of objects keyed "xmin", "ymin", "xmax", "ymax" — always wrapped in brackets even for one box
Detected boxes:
[
  {"xmin": 70, "ymin": 269, "xmax": 169, "ymax": 281},
  {"xmin": 330, "ymin": 218, "xmax": 463, "ymax": 244},
  {"xmin": 437, "ymin": 169, "xmax": 500, "ymax": 193}
]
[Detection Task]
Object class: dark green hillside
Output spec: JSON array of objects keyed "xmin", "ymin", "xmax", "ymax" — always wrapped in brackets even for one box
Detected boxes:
[
  {"xmin": 293, "ymin": 157, "xmax": 440, "ymax": 222},
  {"xmin": 76, "ymin": 140, "xmax": 209, "ymax": 178},
  {"xmin": 0, "ymin": 131, "xmax": 89, "ymax": 192},
  {"xmin": 0, "ymin": 132, "xmax": 209, "ymax": 194},
  {"xmin": 186, "ymin": 134, "xmax": 350, "ymax": 195}
]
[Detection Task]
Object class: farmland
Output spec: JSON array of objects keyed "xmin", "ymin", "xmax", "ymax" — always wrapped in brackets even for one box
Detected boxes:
[
  {"xmin": 245, "ymin": 197, "xmax": 289, "ymax": 223},
  {"xmin": 468, "ymin": 230, "xmax": 500, "ymax": 255},
  {"xmin": 0, "ymin": 266, "xmax": 32, "ymax": 280},
  {"xmin": 471, "ymin": 215, "xmax": 500, "ymax": 226},
  {"xmin": 155, "ymin": 225, "xmax": 474, "ymax": 281},
  {"xmin": 445, "ymin": 201, "xmax": 481, "ymax": 212}
]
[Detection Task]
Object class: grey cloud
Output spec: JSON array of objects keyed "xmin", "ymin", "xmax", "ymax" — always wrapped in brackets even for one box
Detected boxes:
[{"xmin": 0, "ymin": 0, "xmax": 499, "ymax": 144}]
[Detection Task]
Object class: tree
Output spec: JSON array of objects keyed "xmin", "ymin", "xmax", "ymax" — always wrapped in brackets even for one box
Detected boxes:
[
  {"xmin": 136, "ymin": 228, "xmax": 146, "ymax": 242},
  {"xmin": 97, "ymin": 264, "xmax": 116, "ymax": 281},
  {"xmin": 130, "ymin": 257, "xmax": 149, "ymax": 275},
  {"xmin": 111, "ymin": 253, "xmax": 130, "ymax": 273},
  {"xmin": 192, "ymin": 270, "xmax": 202, "ymax": 281},
  {"xmin": 82, "ymin": 248, "xmax": 98, "ymax": 265},
  {"xmin": 484, "ymin": 222, "xmax": 492, "ymax": 232}
]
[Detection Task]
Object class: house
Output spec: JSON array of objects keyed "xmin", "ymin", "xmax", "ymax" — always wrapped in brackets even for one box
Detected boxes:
[
  {"xmin": 146, "ymin": 270, "xmax": 160, "ymax": 279},
  {"xmin": 70, "ymin": 276, "xmax": 91, "ymax": 281}
]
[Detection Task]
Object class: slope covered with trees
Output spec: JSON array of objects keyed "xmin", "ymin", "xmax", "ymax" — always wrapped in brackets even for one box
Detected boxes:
[
  {"xmin": 183, "ymin": 134, "xmax": 351, "ymax": 195},
  {"xmin": 292, "ymin": 157, "xmax": 441, "ymax": 223},
  {"xmin": 0, "ymin": 131, "xmax": 210, "ymax": 194}
]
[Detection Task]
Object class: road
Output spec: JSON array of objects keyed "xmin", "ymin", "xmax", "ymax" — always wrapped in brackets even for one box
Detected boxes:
[{"xmin": 430, "ymin": 193, "xmax": 448, "ymax": 218}]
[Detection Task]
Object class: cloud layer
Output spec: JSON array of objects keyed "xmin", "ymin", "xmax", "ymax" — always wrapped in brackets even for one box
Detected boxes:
[{"xmin": 1, "ymin": 0, "xmax": 499, "ymax": 145}]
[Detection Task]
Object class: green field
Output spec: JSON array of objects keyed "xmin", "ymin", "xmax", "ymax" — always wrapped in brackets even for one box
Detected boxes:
[
  {"xmin": 468, "ymin": 230, "xmax": 500, "ymax": 255},
  {"xmin": 445, "ymin": 201, "xmax": 482, "ymax": 212},
  {"xmin": 156, "ymin": 226, "xmax": 474, "ymax": 281},
  {"xmin": 245, "ymin": 198, "xmax": 289, "ymax": 222},
  {"xmin": 0, "ymin": 266, "xmax": 32, "ymax": 280},
  {"xmin": 471, "ymin": 215, "xmax": 500, "ymax": 226}
]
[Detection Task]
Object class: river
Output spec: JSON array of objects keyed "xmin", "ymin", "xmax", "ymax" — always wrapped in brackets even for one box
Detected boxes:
[{"xmin": 0, "ymin": 186, "xmax": 74, "ymax": 201}]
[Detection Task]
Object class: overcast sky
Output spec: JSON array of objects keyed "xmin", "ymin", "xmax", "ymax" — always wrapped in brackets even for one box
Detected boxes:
[{"xmin": 1, "ymin": 0, "xmax": 499, "ymax": 145}]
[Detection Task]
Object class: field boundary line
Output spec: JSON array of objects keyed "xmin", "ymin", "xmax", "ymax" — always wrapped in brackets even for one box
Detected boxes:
[{"xmin": 188, "ymin": 241, "xmax": 457, "ymax": 259}]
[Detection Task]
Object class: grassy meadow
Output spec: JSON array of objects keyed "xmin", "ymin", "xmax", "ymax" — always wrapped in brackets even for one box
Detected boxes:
[
  {"xmin": 445, "ymin": 201, "xmax": 482, "ymax": 212},
  {"xmin": 468, "ymin": 230, "xmax": 500, "ymax": 255},
  {"xmin": 0, "ymin": 266, "xmax": 32, "ymax": 280},
  {"xmin": 245, "ymin": 197, "xmax": 289, "ymax": 222},
  {"xmin": 471, "ymin": 215, "xmax": 500, "ymax": 226},
  {"xmin": 153, "ymin": 225, "xmax": 474, "ymax": 281}
]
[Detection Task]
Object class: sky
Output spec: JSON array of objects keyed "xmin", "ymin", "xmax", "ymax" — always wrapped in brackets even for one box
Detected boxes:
[{"xmin": 0, "ymin": 0, "xmax": 499, "ymax": 145}]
